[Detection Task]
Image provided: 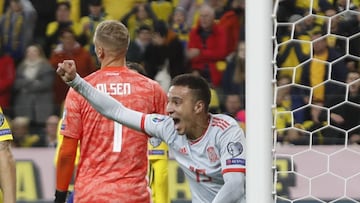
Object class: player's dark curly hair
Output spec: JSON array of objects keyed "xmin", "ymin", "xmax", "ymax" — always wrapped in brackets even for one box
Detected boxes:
[{"xmin": 171, "ymin": 74, "xmax": 211, "ymax": 111}]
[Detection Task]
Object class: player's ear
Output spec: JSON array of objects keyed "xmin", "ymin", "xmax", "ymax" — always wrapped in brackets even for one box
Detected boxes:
[
  {"xmin": 97, "ymin": 47, "xmax": 104, "ymax": 58},
  {"xmin": 194, "ymin": 101, "xmax": 205, "ymax": 114}
]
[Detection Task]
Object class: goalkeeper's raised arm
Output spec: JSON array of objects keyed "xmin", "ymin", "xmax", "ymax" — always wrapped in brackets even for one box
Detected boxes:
[{"xmin": 57, "ymin": 60, "xmax": 144, "ymax": 132}]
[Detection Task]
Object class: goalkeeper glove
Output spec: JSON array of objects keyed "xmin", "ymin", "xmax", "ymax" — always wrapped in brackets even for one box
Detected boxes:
[{"xmin": 54, "ymin": 190, "xmax": 68, "ymax": 203}]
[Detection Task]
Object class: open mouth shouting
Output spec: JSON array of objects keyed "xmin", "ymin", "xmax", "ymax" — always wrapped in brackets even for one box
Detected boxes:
[{"xmin": 172, "ymin": 117, "xmax": 181, "ymax": 131}]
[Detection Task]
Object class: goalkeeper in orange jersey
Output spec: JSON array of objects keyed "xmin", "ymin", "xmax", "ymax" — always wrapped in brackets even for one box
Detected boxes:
[
  {"xmin": 0, "ymin": 107, "xmax": 16, "ymax": 203},
  {"xmin": 55, "ymin": 20, "xmax": 168, "ymax": 203}
]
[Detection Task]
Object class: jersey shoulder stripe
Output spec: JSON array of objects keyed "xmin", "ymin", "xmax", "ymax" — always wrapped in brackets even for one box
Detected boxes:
[{"xmin": 211, "ymin": 116, "xmax": 231, "ymax": 130}]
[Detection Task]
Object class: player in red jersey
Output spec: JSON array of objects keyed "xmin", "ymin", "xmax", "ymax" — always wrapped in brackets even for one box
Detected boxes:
[{"xmin": 54, "ymin": 20, "xmax": 167, "ymax": 203}]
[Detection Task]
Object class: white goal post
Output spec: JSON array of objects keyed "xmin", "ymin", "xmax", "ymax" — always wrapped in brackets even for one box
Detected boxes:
[
  {"xmin": 245, "ymin": 0, "xmax": 273, "ymax": 202},
  {"xmin": 255, "ymin": 0, "xmax": 360, "ymax": 202}
]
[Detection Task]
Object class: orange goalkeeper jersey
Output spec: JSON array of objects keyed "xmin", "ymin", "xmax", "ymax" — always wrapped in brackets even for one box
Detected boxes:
[{"xmin": 61, "ymin": 66, "xmax": 167, "ymax": 203}]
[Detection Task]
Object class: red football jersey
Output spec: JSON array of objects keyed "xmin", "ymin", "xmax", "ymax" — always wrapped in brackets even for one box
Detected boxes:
[{"xmin": 61, "ymin": 66, "xmax": 167, "ymax": 202}]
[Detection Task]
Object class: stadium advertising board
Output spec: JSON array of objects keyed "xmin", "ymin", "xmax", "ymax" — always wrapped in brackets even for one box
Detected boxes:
[{"xmin": 12, "ymin": 146, "xmax": 360, "ymax": 202}]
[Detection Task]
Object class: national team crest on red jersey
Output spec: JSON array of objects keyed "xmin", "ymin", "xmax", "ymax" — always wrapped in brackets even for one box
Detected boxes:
[{"xmin": 207, "ymin": 146, "xmax": 219, "ymax": 163}]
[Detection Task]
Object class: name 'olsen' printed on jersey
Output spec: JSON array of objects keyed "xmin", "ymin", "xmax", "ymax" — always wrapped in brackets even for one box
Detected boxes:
[{"xmin": 96, "ymin": 83, "xmax": 131, "ymax": 95}]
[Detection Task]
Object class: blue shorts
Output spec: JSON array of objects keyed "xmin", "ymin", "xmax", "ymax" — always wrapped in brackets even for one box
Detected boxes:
[{"xmin": 67, "ymin": 191, "xmax": 74, "ymax": 203}]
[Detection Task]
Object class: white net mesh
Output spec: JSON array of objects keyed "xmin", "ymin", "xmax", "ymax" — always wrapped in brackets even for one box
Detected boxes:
[{"xmin": 273, "ymin": 0, "xmax": 360, "ymax": 202}]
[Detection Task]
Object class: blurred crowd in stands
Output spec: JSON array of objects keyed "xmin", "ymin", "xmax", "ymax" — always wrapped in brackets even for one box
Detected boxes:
[
  {"xmin": 0, "ymin": 0, "xmax": 246, "ymax": 148},
  {"xmin": 275, "ymin": 0, "xmax": 360, "ymax": 145},
  {"xmin": 0, "ymin": 0, "xmax": 359, "ymax": 147}
]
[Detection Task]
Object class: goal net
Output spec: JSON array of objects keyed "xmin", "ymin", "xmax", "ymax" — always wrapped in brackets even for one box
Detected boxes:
[{"xmin": 273, "ymin": 0, "xmax": 360, "ymax": 202}]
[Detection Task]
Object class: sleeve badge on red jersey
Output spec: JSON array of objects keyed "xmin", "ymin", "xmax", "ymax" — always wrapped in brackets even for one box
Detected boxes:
[{"xmin": 227, "ymin": 142, "xmax": 243, "ymax": 157}]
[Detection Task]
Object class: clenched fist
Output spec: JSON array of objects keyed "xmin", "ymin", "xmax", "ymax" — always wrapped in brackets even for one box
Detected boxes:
[{"xmin": 57, "ymin": 60, "xmax": 78, "ymax": 82}]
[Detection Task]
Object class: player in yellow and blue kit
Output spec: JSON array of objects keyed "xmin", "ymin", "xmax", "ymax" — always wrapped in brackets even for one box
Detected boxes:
[
  {"xmin": 148, "ymin": 137, "xmax": 169, "ymax": 203},
  {"xmin": 0, "ymin": 107, "xmax": 16, "ymax": 203}
]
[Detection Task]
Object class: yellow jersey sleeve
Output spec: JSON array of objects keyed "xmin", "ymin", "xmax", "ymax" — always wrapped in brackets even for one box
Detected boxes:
[
  {"xmin": 0, "ymin": 107, "xmax": 13, "ymax": 141},
  {"xmin": 148, "ymin": 137, "xmax": 168, "ymax": 160}
]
